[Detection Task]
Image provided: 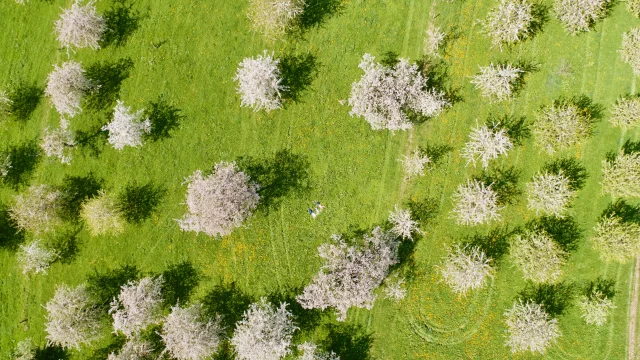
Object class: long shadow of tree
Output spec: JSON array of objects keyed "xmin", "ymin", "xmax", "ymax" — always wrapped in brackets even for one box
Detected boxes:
[
  {"xmin": 529, "ymin": 4, "xmax": 550, "ymax": 38},
  {"xmin": 406, "ymin": 197, "xmax": 439, "ymax": 227},
  {"xmin": 86, "ymin": 58, "xmax": 134, "ymax": 111},
  {"xmin": 489, "ymin": 114, "xmax": 531, "ymax": 146},
  {"xmin": 3, "ymin": 141, "xmax": 41, "ymax": 189},
  {"xmin": 321, "ymin": 323, "xmax": 373, "ymax": 360},
  {"xmin": 601, "ymin": 199, "xmax": 640, "ymax": 224},
  {"xmin": 298, "ymin": 0, "xmax": 344, "ymax": 31},
  {"xmin": 88, "ymin": 334, "xmax": 126, "ymax": 360},
  {"xmin": 202, "ymin": 282, "xmax": 254, "ymax": 336},
  {"xmin": 76, "ymin": 125, "xmax": 108, "ymax": 158},
  {"xmin": 473, "ymin": 166, "xmax": 522, "ymax": 206},
  {"xmin": 8, "ymin": 82, "xmax": 43, "ymax": 121},
  {"xmin": 419, "ymin": 57, "xmax": 463, "ymax": 106},
  {"xmin": 50, "ymin": 230, "xmax": 81, "ymax": 264},
  {"xmin": 86, "ymin": 264, "xmax": 140, "ymax": 308},
  {"xmin": 34, "ymin": 345, "xmax": 69, "ymax": 360},
  {"xmin": 518, "ymin": 282, "xmax": 575, "ymax": 317},
  {"xmin": 57, "ymin": 173, "xmax": 104, "ymax": 222},
  {"xmin": 464, "ymin": 226, "xmax": 515, "ymax": 263},
  {"xmin": 526, "ymin": 215, "xmax": 582, "ymax": 253},
  {"xmin": 279, "ymin": 53, "xmax": 318, "ymax": 103},
  {"xmin": 236, "ymin": 149, "xmax": 311, "ymax": 210},
  {"xmin": 161, "ymin": 261, "xmax": 200, "ymax": 307},
  {"xmin": 584, "ymin": 277, "xmax": 616, "ymax": 299},
  {"xmin": 100, "ymin": 0, "xmax": 141, "ymax": 48},
  {"xmin": 542, "ymin": 157, "xmax": 588, "ymax": 191},
  {"xmin": 145, "ymin": 96, "xmax": 183, "ymax": 141},
  {"xmin": 117, "ymin": 182, "xmax": 166, "ymax": 224},
  {"xmin": 0, "ymin": 204, "xmax": 24, "ymax": 250}
]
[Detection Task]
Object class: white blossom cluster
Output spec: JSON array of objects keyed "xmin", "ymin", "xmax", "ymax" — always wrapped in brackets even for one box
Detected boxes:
[
  {"xmin": 609, "ymin": 96, "xmax": 640, "ymax": 128},
  {"xmin": 602, "ymin": 152, "xmax": 640, "ymax": 198},
  {"xmin": 161, "ymin": 303, "xmax": 224, "ymax": 360},
  {"xmin": 451, "ymin": 179, "xmax": 503, "ymax": 226},
  {"xmin": 591, "ymin": 215, "xmax": 640, "ymax": 263},
  {"xmin": 349, "ymin": 54, "xmax": 449, "ymax": 131},
  {"xmin": 437, "ymin": 245, "xmax": 493, "ymax": 295},
  {"xmin": 383, "ymin": 277, "xmax": 407, "ymax": 302},
  {"xmin": 107, "ymin": 339, "xmax": 154, "ymax": 360},
  {"xmin": 110, "ymin": 276, "xmax": 164, "ymax": 337},
  {"xmin": 553, "ymin": 0, "xmax": 610, "ymax": 35},
  {"xmin": 578, "ymin": 291, "xmax": 615, "ymax": 326},
  {"xmin": 511, "ymin": 230, "xmax": 566, "ymax": 283},
  {"xmin": 45, "ymin": 61, "xmax": 92, "ymax": 118},
  {"xmin": 424, "ymin": 26, "xmax": 446, "ymax": 56},
  {"xmin": 247, "ymin": 0, "xmax": 305, "ymax": 39},
  {"xmin": 401, "ymin": 150, "xmax": 431, "ymax": 178},
  {"xmin": 526, "ymin": 171, "xmax": 574, "ymax": 217},
  {"xmin": 235, "ymin": 51, "xmax": 285, "ymax": 112},
  {"xmin": 461, "ymin": 123, "xmax": 513, "ymax": 168},
  {"xmin": 484, "ymin": 0, "xmax": 534, "ymax": 49},
  {"xmin": 504, "ymin": 300, "xmax": 561, "ymax": 353},
  {"xmin": 470, "ymin": 63, "xmax": 523, "ymax": 101},
  {"xmin": 297, "ymin": 342, "xmax": 340, "ymax": 360},
  {"xmin": 45, "ymin": 284, "xmax": 102, "ymax": 349},
  {"xmin": 102, "ymin": 100, "xmax": 151, "ymax": 150},
  {"xmin": 533, "ymin": 103, "xmax": 591, "ymax": 153},
  {"xmin": 620, "ymin": 27, "xmax": 640, "ymax": 75},
  {"xmin": 55, "ymin": 0, "xmax": 106, "ymax": 51},
  {"xmin": 41, "ymin": 119, "xmax": 76, "ymax": 164},
  {"xmin": 10, "ymin": 184, "xmax": 63, "ymax": 234},
  {"xmin": 17, "ymin": 241, "xmax": 58, "ymax": 275},
  {"xmin": 388, "ymin": 205, "xmax": 420, "ymax": 240}
]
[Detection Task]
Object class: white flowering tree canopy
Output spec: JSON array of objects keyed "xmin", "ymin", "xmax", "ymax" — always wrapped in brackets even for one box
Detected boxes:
[
  {"xmin": 107, "ymin": 339, "xmax": 154, "ymax": 360},
  {"xmin": 578, "ymin": 291, "xmax": 615, "ymax": 326},
  {"xmin": 591, "ymin": 215, "xmax": 640, "ymax": 263},
  {"xmin": 247, "ymin": 0, "xmax": 306, "ymax": 39},
  {"xmin": 0, "ymin": 154, "xmax": 10, "ymax": 178},
  {"xmin": 110, "ymin": 275, "xmax": 164, "ymax": 337},
  {"xmin": 348, "ymin": 53, "xmax": 449, "ymax": 131},
  {"xmin": 620, "ymin": 27, "xmax": 640, "ymax": 75},
  {"xmin": 510, "ymin": 229, "xmax": 566, "ymax": 283},
  {"xmin": 424, "ymin": 25, "xmax": 446, "ymax": 56},
  {"xmin": 17, "ymin": 241, "xmax": 58, "ymax": 275},
  {"xmin": 504, "ymin": 300, "xmax": 561, "ymax": 353},
  {"xmin": 80, "ymin": 190, "xmax": 126, "ymax": 236},
  {"xmin": 451, "ymin": 179, "xmax": 503, "ymax": 226},
  {"xmin": 629, "ymin": 0, "xmax": 640, "ymax": 17},
  {"xmin": 533, "ymin": 102, "xmax": 591, "ymax": 153},
  {"xmin": 602, "ymin": 152, "xmax": 640, "ymax": 198},
  {"xmin": 461, "ymin": 123, "xmax": 513, "ymax": 168},
  {"xmin": 178, "ymin": 161, "xmax": 260, "ymax": 237},
  {"xmin": 55, "ymin": 0, "xmax": 106, "ymax": 51},
  {"xmin": 401, "ymin": 150, "xmax": 431, "ymax": 178},
  {"xmin": 10, "ymin": 184, "xmax": 63, "ymax": 234},
  {"xmin": 297, "ymin": 342, "xmax": 340, "ymax": 360},
  {"xmin": 296, "ymin": 227, "xmax": 401, "ymax": 321},
  {"xmin": 45, "ymin": 284, "xmax": 102, "ymax": 349},
  {"xmin": 383, "ymin": 277, "xmax": 407, "ymax": 301},
  {"xmin": 161, "ymin": 303, "xmax": 224, "ymax": 360},
  {"xmin": 526, "ymin": 171, "xmax": 574, "ymax": 217},
  {"xmin": 470, "ymin": 63, "xmax": 523, "ymax": 101},
  {"xmin": 554, "ymin": 0, "xmax": 610, "ymax": 35},
  {"xmin": 41, "ymin": 119, "xmax": 76, "ymax": 165},
  {"xmin": 437, "ymin": 245, "xmax": 493, "ymax": 295},
  {"xmin": 484, "ymin": 0, "xmax": 534, "ymax": 49},
  {"xmin": 234, "ymin": 51, "xmax": 285, "ymax": 112},
  {"xmin": 45, "ymin": 61, "xmax": 92, "ymax": 118},
  {"xmin": 388, "ymin": 205, "xmax": 420, "ymax": 240},
  {"xmin": 13, "ymin": 338, "xmax": 34, "ymax": 360},
  {"xmin": 102, "ymin": 100, "xmax": 151, "ymax": 150},
  {"xmin": 231, "ymin": 298, "xmax": 298, "ymax": 360},
  {"xmin": 609, "ymin": 96, "xmax": 640, "ymax": 128}
]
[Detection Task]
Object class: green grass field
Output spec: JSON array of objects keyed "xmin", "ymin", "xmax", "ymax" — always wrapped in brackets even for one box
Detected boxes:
[{"xmin": 1, "ymin": 0, "xmax": 639, "ymax": 358}]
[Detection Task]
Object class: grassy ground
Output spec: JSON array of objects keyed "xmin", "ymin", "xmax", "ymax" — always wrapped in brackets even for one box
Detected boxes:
[{"xmin": 0, "ymin": 0, "xmax": 638, "ymax": 358}]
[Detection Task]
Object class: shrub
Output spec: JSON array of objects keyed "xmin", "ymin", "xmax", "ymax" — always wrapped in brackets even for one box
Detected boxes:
[
  {"xmin": 10, "ymin": 185, "xmax": 63, "ymax": 234},
  {"xmin": 110, "ymin": 276, "xmax": 164, "ymax": 337},
  {"xmin": 178, "ymin": 162, "xmax": 260, "ymax": 237},
  {"xmin": 297, "ymin": 227, "xmax": 401, "ymax": 321},
  {"xmin": 470, "ymin": 63, "xmax": 522, "ymax": 101},
  {"xmin": 231, "ymin": 298, "xmax": 298, "ymax": 360},
  {"xmin": 247, "ymin": 0, "xmax": 305, "ymax": 40},
  {"xmin": 45, "ymin": 61, "xmax": 92, "ymax": 118},
  {"xmin": 348, "ymin": 54, "xmax": 449, "ymax": 131},
  {"xmin": 55, "ymin": 0, "xmax": 106, "ymax": 51},
  {"xmin": 80, "ymin": 190, "xmax": 125, "ymax": 236},
  {"xmin": 424, "ymin": 26, "xmax": 446, "ymax": 56},
  {"xmin": 602, "ymin": 152, "xmax": 640, "ymax": 198},
  {"xmin": 484, "ymin": 0, "xmax": 534, "ymax": 49},
  {"xmin": 461, "ymin": 122, "xmax": 513, "ymax": 168},
  {"xmin": 437, "ymin": 245, "xmax": 493, "ymax": 295},
  {"xmin": 553, "ymin": 0, "xmax": 610, "ymax": 35},
  {"xmin": 609, "ymin": 96, "xmax": 640, "ymax": 128},
  {"xmin": 162, "ymin": 303, "xmax": 224, "ymax": 360},
  {"xmin": 388, "ymin": 205, "xmax": 420, "ymax": 240},
  {"xmin": 451, "ymin": 179, "xmax": 503, "ymax": 226},
  {"xmin": 235, "ymin": 51, "xmax": 285, "ymax": 112},
  {"xmin": 533, "ymin": 102, "xmax": 591, "ymax": 153},
  {"xmin": 45, "ymin": 284, "xmax": 102, "ymax": 349},
  {"xmin": 591, "ymin": 215, "xmax": 640, "ymax": 263},
  {"xmin": 102, "ymin": 100, "xmax": 151, "ymax": 150},
  {"xmin": 41, "ymin": 120, "xmax": 76, "ymax": 165},
  {"xmin": 620, "ymin": 28, "xmax": 640, "ymax": 75},
  {"xmin": 511, "ymin": 229, "xmax": 566, "ymax": 283},
  {"xmin": 526, "ymin": 171, "xmax": 574, "ymax": 217},
  {"xmin": 17, "ymin": 241, "xmax": 58, "ymax": 275},
  {"xmin": 578, "ymin": 291, "xmax": 615, "ymax": 326},
  {"xmin": 504, "ymin": 300, "xmax": 561, "ymax": 353}
]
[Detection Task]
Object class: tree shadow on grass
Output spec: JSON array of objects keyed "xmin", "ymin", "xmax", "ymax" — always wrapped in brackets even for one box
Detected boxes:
[
  {"xmin": 34, "ymin": 345, "xmax": 69, "ymax": 360},
  {"xmin": 600, "ymin": 199, "xmax": 640, "ymax": 224},
  {"xmin": 584, "ymin": 277, "xmax": 616, "ymax": 299},
  {"xmin": 117, "ymin": 182, "xmax": 166, "ymax": 224},
  {"xmin": 88, "ymin": 334, "xmax": 126, "ymax": 360},
  {"xmin": 50, "ymin": 230, "xmax": 81, "ymax": 264},
  {"xmin": 489, "ymin": 114, "xmax": 531, "ymax": 146},
  {"xmin": 473, "ymin": 166, "xmax": 522, "ymax": 206},
  {"xmin": 421, "ymin": 144, "xmax": 453, "ymax": 167},
  {"xmin": 298, "ymin": 0, "xmax": 344, "ymax": 31},
  {"xmin": 86, "ymin": 58, "xmax": 134, "ymax": 111},
  {"xmin": 279, "ymin": 53, "xmax": 318, "ymax": 103},
  {"xmin": 3, "ymin": 141, "xmax": 41, "ymax": 189},
  {"xmin": 145, "ymin": 96, "xmax": 182, "ymax": 141},
  {"xmin": 161, "ymin": 261, "xmax": 200, "ymax": 307},
  {"xmin": 511, "ymin": 59, "xmax": 540, "ymax": 96},
  {"xmin": 622, "ymin": 139, "xmax": 640, "ymax": 155},
  {"xmin": 542, "ymin": 157, "xmax": 588, "ymax": 191},
  {"xmin": 529, "ymin": 4, "xmax": 550, "ymax": 39},
  {"xmin": 236, "ymin": 149, "xmax": 311, "ymax": 210},
  {"xmin": 8, "ymin": 82, "xmax": 43, "ymax": 122},
  {"xmin": 321, "ymin": 323, "xmax": 373, "ymax": 360},
  {"xmin": 202, "ymin": 282, "xmax": 254, "ymax": 336},
  {"xmin": 76, "ymin": 125, "xmax": 108, "ymax": 158},
  {"xmin": 0, "ymin": 204, "xmax": 24, "ymax": 250},
  {"xmin": 526, "ymin": 216, "xmax": 582, "ymax": 253},
  {"xmin": 267, "ymin": 287, "xmax": 324, "ymax": 335},
  {"xmin": 100, "ymin": 0, "xmax": 141, "ymax": 48},
  {"xmin": 464, "ymin": 226, "xmax": 515, "ymax": 263},
  {"xmin": 518, "ymin": 282, "xmax": 575, "ymax": 317},
  {"xmin": 419, "ymin": 57, "xmax": 464, "ymax": 106},
  {"xmin": 556, "ymin": 95, "xmax": 604, "ymax": 123},
  {"xmin": 86, "ymin": 264, "xmax": 140, "ymax": 308},
  {"xmin": 406, "ymin": 197, "xmax": 439, "ymax": 227},
  {"xmin": 57, "ymin": 173, "xmax": 104, "ymax": 222}
]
